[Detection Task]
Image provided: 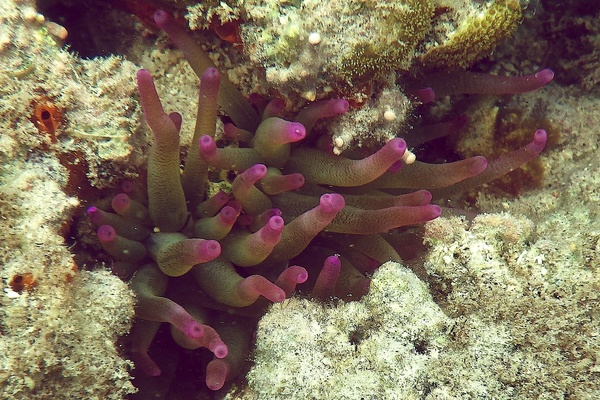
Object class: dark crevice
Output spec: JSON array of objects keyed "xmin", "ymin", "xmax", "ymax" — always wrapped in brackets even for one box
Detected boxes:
[{"xmin": 36, "ymin": 0, "xmax": 142, "ymax": 58}]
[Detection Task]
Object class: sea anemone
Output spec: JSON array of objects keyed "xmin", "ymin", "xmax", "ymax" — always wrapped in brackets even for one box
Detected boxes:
[{"xmin": 86, "ymin": 10, "xmax": 551, "ymax": 395}]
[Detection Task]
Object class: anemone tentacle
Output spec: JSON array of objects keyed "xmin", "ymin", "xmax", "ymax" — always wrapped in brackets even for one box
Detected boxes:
[
  {"xmin": 286, "ymin": 138, "xmax": 407, "ymax": 187},
  {"xmin": 193, "ymin": 205, "xmax": 238, "ymax": 239},
  {"xmin": 430, "ymin": 129, "xmax": 548, "ymax": 199},
  {"xmin": 137, "ymin": 69, "xmax": 188, "ymax": 232},
  {"xmin": 130, "ymin": 263, "xmax": 206, "ymax": 339},
  {"xmin": 198, "ymin": 134, "xmax": 262, "ymax": 171},
  {"xmin": 96, "ymin": 225, "xmax": 147, "ymax": 262},
  {"xmin": 181, "ymin": 67, "xmax": 220, "ymax": 205},
  {"xmin": 111, "ymin": 193, "xmax": 151, "ymax": 225},
  {"xmin": 411, "ymin": 68, "xmax": 555, "ymax": 97},
  {"xmin": 191, "ymin": 256, "xmax": 286, "ymax": 307}
]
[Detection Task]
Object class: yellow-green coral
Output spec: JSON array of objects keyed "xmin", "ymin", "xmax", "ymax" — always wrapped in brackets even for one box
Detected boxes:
[
  {"xmin": 186, "ymin": 0, "xmax": 243, "ymax": 30},
  {"xmin": 420, "ymin": 0, "xmax": 522, "ymax": 69},
  {"xmin": 234, "ymin": 0, "xmax": 436, "ymax": 102},
  {"xmin": 244, "ymin": 262, "xmax": 452, "ymax": 399},
  {"xmin": 339, "ymin": 0, "xmax": 435, "ymax": 82},
  {"xmin": 187, "ymin": 0, "xmax": 524, "ymax": 105}
]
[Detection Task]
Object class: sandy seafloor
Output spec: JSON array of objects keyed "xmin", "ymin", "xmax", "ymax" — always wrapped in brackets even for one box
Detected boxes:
[{"xmin": 0, "ymin": 0, "xmax": 599, "ymax": 399}]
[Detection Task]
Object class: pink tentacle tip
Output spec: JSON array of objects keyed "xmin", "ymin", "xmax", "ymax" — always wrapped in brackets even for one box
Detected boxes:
[
  {"xmin": 228, "ymin": 200, "xmax": 243, "ymax": 215},
  {"xmin": 257, "ymin": 277, "xmax": 286, "ymax": 302},
  {"xmin": 535, "ymin": 69, "xmax": 554, "ymax": 85},
  {"xmin": 258, "ymin": 275, "xmax": 287, "ymax": 302},
  {"xmin": 325, "ymin": 254, "xmax": 342, "ymax": 269},
  {"xmin": 286, "ymin": 122, "xmax": 307, "ymax": 142},
  {"xmin": 153, "ymin": 9, "xmax": 171, "ymax": 27},
  {"xmin": 86, "ymin": 206, "xmax": 101, "ymax": 223},
  {"xmin": 267, "ymin": 215, "xmax": 284, "ymax": 231},
  {"xmin": 206, "ymin": 360, "xmax": 228, "ymax": 391},
  {"xmin": 328, "ymin": 99, "xmax": 350, "ymax": 114},
  {"xmin": 214, "ymin": 190, "xmax": 231, "ymax": 203},
  {"xmin": 531, "ymin": 129, "xmax": 548, "ymax": 151},
  {"xmin": 428, "ymin": 205, "xmax": 443, "ymax": 220},
  {"xmin": 275, "ymin": 266, "xmax": 308, "ymax": 296},
  {"xmin": 111, "ymin": 193, "xmax": 130, "ymax": 212},
  {"xmin": 320, "ymin": 193, "xmax": 346, "ymax": 213},
  {"xmin": 271, "ymin": 288, "xmax": 286, "ymax": 303},
  {"xmin": 385, "ymin": 137, "xmax": 407, "ymax": 156},
  {"xmin": 411, "ymin": 190, "xmax": 433, "ymax": 205},
  {"xmin": 290, "ymin": 173, "xmax": 305, "ymax": 188},
  {"xmin": 241, "ymin": 275, "xmax": 286, "ymax": 303},
  {"xmin": 197, "ymin": 240, "xmax": 222, "ymax": 260},
  {"xmin": 168, "ymin": 112, "xmax": 182, "ymax": 130},
  {"xmin": 97, "ymin": 225, "xmax": 116, "ymax": 243},
  {"xmin": 210, "ymin": 340, "xmax": 229, "ymax": 359},
  {"xmin": 471, "ymin": 156, "xmax": 489, "ymax": 175},
  {"xmin": 260, "ymin": 215, "xmax": 285, "ymax": 244},
  {"xmin": 267, "ymin": 172, "xmax": 305, "ymax": 193},
  {"xmin": 312, "ymin": 255, "xmax": 341, "ymax": 300},
  {"xmin": 220, "ymin": 206, "xmax": 238, "ymax": 224},
  {"xmin": 201, "ymin": 67, "xmax": 220, "ymax": 83},
  {"xmin": 295, "ymin": 269, "xmax": 309, "ymax": 284},
  {"xmin": 199, "ymin": 134, "xmax": 217, "ymax": 157},
  {"xmin": 136, "ymin": 68, "xmax": 150, "ymax": 83},
  {"xmin": 245, "ymin": 164, "xmax": 268, "ymax": 181}
]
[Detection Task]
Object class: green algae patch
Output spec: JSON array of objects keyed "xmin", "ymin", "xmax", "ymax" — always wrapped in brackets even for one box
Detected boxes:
[
  {"xmin": 338, "ymin": 0, "xmax": 435, "ymax": 82},
  {"xmin": 421, "ymin": 0, "xmax": 522, "ymax": 69}
]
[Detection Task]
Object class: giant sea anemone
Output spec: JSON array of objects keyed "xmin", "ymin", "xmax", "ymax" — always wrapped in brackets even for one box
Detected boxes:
[{"xmin": 85, "ymin": 9, "xmax": 551, "ymax": 397}]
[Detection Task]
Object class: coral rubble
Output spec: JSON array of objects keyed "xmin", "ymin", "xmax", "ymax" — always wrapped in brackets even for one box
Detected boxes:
[
  {"xmin": 1, "ymin": 0, "xmax": 139, "ymax": 398},
  {"xmin": 244, "ymin": 261, "xmax": 452, "ymax": 399}
]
